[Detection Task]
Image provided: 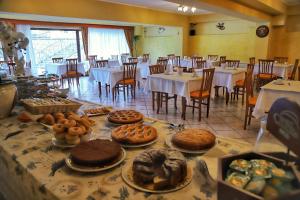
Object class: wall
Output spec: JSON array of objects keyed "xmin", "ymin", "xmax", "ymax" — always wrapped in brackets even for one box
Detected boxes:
[
  {"xmin": 188, "ymin": 14, "xmax": 270, "ymax": 61},
  {"xmin": 0, "ymin": 0, "xmax": 189, "ymax": 55},
  {"xmin": 135, "ymin": 26, "xmax": 182, "ymax": 63}
]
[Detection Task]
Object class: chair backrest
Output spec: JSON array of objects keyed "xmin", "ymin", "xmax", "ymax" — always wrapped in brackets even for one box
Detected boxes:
[
  {"xmin": 88, "ymin": 55, "xmax": 97, "ymax": 68},
  {"xmin": 245, "ymin": 64, "xmax": 255, "ymax": 105},
  {"xmin": 274, "ymin": 56, "xmax": 288, "ymax": 64},
  {"xmin": 192, "ymin": 56, "xmax": 203, "ymax": 68},
  {"xmin": 149, "ymin": 64, "xmax": 165, "ymax": 75},
  {"xmin": 157, "ymin": 58, "xmax": 168, "ymax": 69},
  {"xmin": 167, "ymin": 54, "xmax": 175, "ymax": 58},
  {"xmin": 66, "ymin": 58, "xmax": 78, "ymax": 73},
  {"xmin": 128, "ymin": 57, "xmax": 138, "ymax": 63},
  {"xmin": 290, "ymin": 59, "xmax": 299, "ymax": 80},
  {"xmin": 196, "ymin": 60, "xmax": 207, "ymax": 69},
  {"xmin": 219, "ymin": 56, "xmax": 226, "ymax": 66},
  {"xmin": 249, "ymin": 57, "xmax": 255, "ymax": 65},
  {"xmin": 208, "ymin": 55, "xmax": 218, "ymax": 61},
  {"xmin": 199, "ymin": 68, "xmax": 215, "ymax": 97},
  {"xmin": 142, "ymin": 54, "xmax": 149, "ymax": 62},
  {"xmin": 95, "ymin": 60, "xmax": 109, "ymax": 68},
  {"xmin": 258, "ymin": 59, "xmax": 274, "ymax": 75},
  {"xmin": 174, "ymin": 56, "xmax": 181, "ymax": 67},
  {"xmin": 122, "ymin": 62, "xmax": 137, "ymax": 80},
  {"xmin": 52, "ymin": 57, "xmax": 64, "ymax": 63},
  {"xmin": 111, "ymin": 55, "xmax": 118, "ymax": 60},
  {"xmin": 225, "ymin": 60, "xmax": 240, "ymax": 68},
  {"xmin": 121, "ymin": 53, "xmax": 130, "ymax": 64}
]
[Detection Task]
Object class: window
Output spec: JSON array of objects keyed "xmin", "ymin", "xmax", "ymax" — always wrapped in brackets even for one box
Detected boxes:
[
  {"xmin": 31, "ymin": 28, "xmax": 85, "ymax": 65},
  {"xmin": 88, "ymin": 28, "xmax": 129, "ymax": 59}
]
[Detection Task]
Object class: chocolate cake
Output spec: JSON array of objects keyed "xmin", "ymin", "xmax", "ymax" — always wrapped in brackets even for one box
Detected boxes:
[
  {"xmin": 70, "ymin": 139, "xmax": 122, "ymax": 167},
  {"xmin": 132, "ymin": 149, "xmax": 187, "ymax": 189}
]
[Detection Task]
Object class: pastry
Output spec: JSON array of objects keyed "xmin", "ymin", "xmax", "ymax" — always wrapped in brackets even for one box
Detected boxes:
[
  {"xmin": 17, "ymin": 112, "xmax": 33, "ymax": 123},
  {"xmin": 132, "ymin": 149, "xmax": 187, "ymax": 189},
  {"xmin": 84, "ymin": 107, "xmax": 110, "ymax": 115},
  {"xmin": 57, "ymin": 118, "xmax": 68, "ymax": 124},
  {"xmin": 111, "ymin": 123, "xmax": 157, "ymax": 144},
  {"xmin": 68, "ymin": 126, "xmax": 86, "ymax": 136},
  {"xmin": 70, "ymin": 139, "xmax": 122, "ymax": 166},
  {"xmin": 54, "ymin": 112, "xmax": 65, "ymax": 120},
  {"xmin": 53, "ymin": 124, "xmax": 65, "ymax": 134},
  {"xmin": 108, "ymin": 110, "xmax": 143, "ymax": 124},
  {"xmin": 172, "ymin": 128, "xmax": 216, "ymax": 150},
  {"xmin": 68, "ymin": 113, "xmax": 81, "ymax": 122},
  {"xmin": 64, "ymin": 119, "xmax": 77, "ymax": 128},
  {"xmin": 37, "ymin": 113, "xmax": 55, "ymax": 125},
  {"xmin": 65, "ymin": 134, "xmax": 80, "ymax": 145}
]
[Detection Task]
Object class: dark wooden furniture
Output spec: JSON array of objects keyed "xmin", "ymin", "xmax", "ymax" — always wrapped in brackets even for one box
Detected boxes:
[
  {"xmin": 225, "ymin": 60, "xmax": 240, "ymax": 68},
  {"xmin": 288, "ymin": 59, "xmax": 299, "ymax": 80},
  {"xmin": 256, "ymin": 59, "xmax": 275, "ymax": 90},
  {"xmin": 61, "ymin": 58, "xmax": 80, "ymax": 87},
  {"xmin": 88, "ymin": 55, "xmax": 97, "ymax": 68},
  {"xmin": 208, "ymin": 55, "xmax": 218, "ymax": 61},
  {"xmin": 128, "ymin": 57, "xmax": 138, "ymax": 63},
  {"xmin": 52, "ymin": 57, "xmax": 64, "ymax": 63},
  {"xmin": 195, "ymin": 60, "xmax": 207, "ymax": 69},
  {"xmin": 249, "ymin": 57, "xmax": 255, "ymax": 65},
  {"xmin": 274, "ymin": 56, "xmax": 288, "ymax": 64},
  {"xmin": 244, "ymin": 65, "xmax": 256, "ymax": 129},
  {"xmin": 142, "ymin": 54, "xmax": 149, "ymax": 62}
]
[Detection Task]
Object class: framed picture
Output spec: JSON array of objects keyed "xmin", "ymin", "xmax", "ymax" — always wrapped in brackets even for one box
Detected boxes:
[{"xmin": 256, "ymin": 25, "xmax": 269, "ymax": 38}]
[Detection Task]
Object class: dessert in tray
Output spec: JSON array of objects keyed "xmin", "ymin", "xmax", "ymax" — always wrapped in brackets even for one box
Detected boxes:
[
  {"xmin": 107, "ymin": 110, "xmax": 143, "ymax": 124},
  {"xmin": 225, "ymin": 158, "xmax": 297, "ymax": 199},
  {"xmin": 132, "ymin": 149, "xmax": 187, "ymax": 190},
  {"xmin": 111, "ymin": 123, "xmax": 157, "ymax": 145},
  {"xmin": 171, "ymin": 128, "xmax": 216, "ymax": 151},
  {"xmin": 83, "ymin": 107, "xmax": 111, "ymax": 116},
  {"xmin": 70, "ymin": 139, "xmax": 122, "ymax": 167}
]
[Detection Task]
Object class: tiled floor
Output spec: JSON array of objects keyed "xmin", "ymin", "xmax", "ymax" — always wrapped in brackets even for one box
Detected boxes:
[{"xmin": 68, "ymin": 77, "xmax": 282, "ymax": 146}]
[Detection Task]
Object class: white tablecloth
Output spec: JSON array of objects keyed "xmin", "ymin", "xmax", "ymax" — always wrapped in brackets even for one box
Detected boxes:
[
  {"xmin": 45, "ymin": 61, "xmax": 89, "ymax": 77},
  {"xmin": 144, "ymin": 72, "xmax": 202, "ymax": 102},
  {"xmin": 254, "ymin": 63, "xmax": 292, "ymax": 79},
  {"xmin": 108, "ymin": 59, "xmax": 120, "ymax": 67},
  {"xmin": 253, "ymin": 80, "xmax": 300, "ymax": 119},
  {"xmin": 137, "ymin": 61, "xmax": 150, "ymax": 79},
  {"xmin": 89, "ymin": 67, "xmax": 141, "ymax": 92},
  {"xmin": 168, "ymin": 59, "xmax": 219, "ymax": 68}
]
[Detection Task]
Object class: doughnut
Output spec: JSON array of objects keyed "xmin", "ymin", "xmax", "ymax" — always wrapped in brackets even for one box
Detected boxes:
[
  {"xmin": 79, "ymin": 118, "xmax": 92, "ymax": 129},
  {"xmin": 64, "ymin": 119, "xmax": 77, "ymax": 128},
  {"xmin": 54, "ymin": 112, "xmax": 65, "ymax": 120},
  {"xmin": 78, "ymin": 125, "xmax": 87, "ymax": 134},
  {"xmin": 68, "ymin": 126, "xmax": 85, "ymax": 136},
  {"xmin": 57, "ymin": 118, "xmax": 68, "ymax": 124},
  {"xmin": 68, "ymin": 114, "xmax": 81, "ymax": 122},
  {"xmin": 53, "ymin": 124, "xmax": 65, "ymax": 134}
]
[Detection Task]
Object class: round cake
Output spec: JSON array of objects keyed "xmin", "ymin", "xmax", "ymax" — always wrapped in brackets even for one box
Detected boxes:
[
  {"xmin": 132, "ymin": 149, "xmax": 187, "ymax": 190},
  {"xmin": 111, "ymin": 124, "xmax": 157, "ymax": 144},
  {"xmin": 70, "ymin": 139, "xmax": 122, "ymax": 166},
  {"xmin": 172, "ymin": 128, "xmax": 216, "ymax": 150},
  {"xmin": 107, "ymin": 110, "xmax": 143, "ymax": 124}
]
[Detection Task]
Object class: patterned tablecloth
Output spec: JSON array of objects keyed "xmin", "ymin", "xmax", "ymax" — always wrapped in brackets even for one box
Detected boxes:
[{"xmin": 0, "ymin": 102, "xmax": 286, "ymax": 200}]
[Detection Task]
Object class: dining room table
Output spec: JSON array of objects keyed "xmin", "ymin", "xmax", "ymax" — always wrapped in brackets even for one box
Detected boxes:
[
  {"xmin": 170, "ymin": 58, "xmax": 219, "ymax": 69},
  {"xmin": 0, "ymin": 100, "xmax": 287, "ymax": 200},
  {"xmin": 253, "ymin": 80, "xmax": 300, "ymax": 119},
  {"xmin": 44, "ymin": 61, "xmax": 89, "ymax": 77}
]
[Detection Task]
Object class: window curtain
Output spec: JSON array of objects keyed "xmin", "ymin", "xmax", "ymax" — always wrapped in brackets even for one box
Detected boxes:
[
  {"xmin": 81, "ymin": 26, "xmax": 88, "ymax": 60},
  {"xmin": 16, "ymin": 24, "xmax": 35, "ymax": 67},
  {"xmin": 124, "ymin": 29, "xmax": 134, "ymax": 56},
  {"xmin": 88, "ymin": 28, "xmax": 130, "ymax": 59}
]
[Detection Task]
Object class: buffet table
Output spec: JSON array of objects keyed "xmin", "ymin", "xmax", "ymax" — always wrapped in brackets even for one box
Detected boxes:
[{"xmin": 0, "ymin": 101, "xmax": 287, "ymax": 200}]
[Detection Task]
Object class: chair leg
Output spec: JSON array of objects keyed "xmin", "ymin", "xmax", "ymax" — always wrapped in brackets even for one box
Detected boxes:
[
  {"xmin": 98, "ymin": 82, "xmax": 102, "ymax": 97},
  {"xmin": 123, "ymin": 85, "xmax": 126, "ymax": 101},
  {"xmin": 165, "ymin": 93, "xmax": 168, "ymax": 114},
  {"xmin": 152, "ymin": 92, "xmax": 155, "ymax": 110},
  {"xmin": 207, "ymin": 98, "xmax": 210, "ymax": 118},
  {"xmin": 192, "ymin": 100, "xmax": 195, "ymax": 115},
  {"xmin": 248, "ymin": 107, "xmax": 253, "ymax": 125},
  {"xmin": 241, "ymin": 88, "xmax": 245, "ymax": 105},
  {"xmin": 198, "ymin": 100, "xmax": 202, "ymax": 121},
  {"xmin": 157, "ymin": 92, "xmax": 161, "ymax": 114},
  {"xmin": 244, "ymin": 106, "xmax": 248, "ymax": 130},
  {"xmin": 174, "ymin": 95, "xmax": 177, "ymax": 110},
  {"xmin": 181, "ymin": 97, "xmax": 186, "ymax": 120}
]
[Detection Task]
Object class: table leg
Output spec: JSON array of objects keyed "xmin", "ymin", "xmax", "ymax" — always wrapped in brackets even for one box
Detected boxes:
[
  {"xmin": 181, "ymin": 97, "xmax": 186, "ymax": 120},
  {"xmin": 156, "ymin": 92, "xmax": 161, "ymax": 114},
  {"xmin": 226, "ymin": 88, "xmax": 229, "ymax": 105}
]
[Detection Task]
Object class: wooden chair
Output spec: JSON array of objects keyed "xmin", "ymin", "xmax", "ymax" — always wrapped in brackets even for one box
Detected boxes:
[
  {"xmin": 113, "ymin": 62, "xmax": 137, "ymax": 101},
  {"xmin": 149, "ymin": 64, "xmax": 165, "ymax": 111},
  {"xmin": 249, "ymin": 57, "xmax": 255, "ymax": 65},
  {"xmin": 208, "ymin": 55, "xmax": 218, "ymax": 61},
  {"xmin": 142, "ymin": 54, "xmax": 150, "ymax": 62},
  {"xmin": 274, "ymin": 56, "xmax": 288, "ymax": 64},
  {"xmin": 157, "ymin": 58, "xmax": 168, "ymax": 70},
  {"xmin": 88, "ymin": 55, "xmax": 97, "ymax": 68},
  {"xmin": 191, "ymin": 56, "xmax": 203, "ymax": 68},
  {"xmin": 225, "ymin": 60, "xmax": 240, "ymax": 68},
  {"xmin": 95, "ymin": 60, "xmax": 110, "ymax": 96},
  {"xmin": 52, "ymin": 57, "xmax": 64, "ymax": 63},
  {"xmin": 219, "ymin": 56, "xmax": 226, "ymax": 66},
  {"xmin": 128, "ymin": 57, "xmax": 138, "ymax": 63},
  {"xmin": 232, "ymin": 64, "xmax": 255, "ymax": 105},
  {"xmin": 195, "ymin": 60, "xmax": 207, "ymax": 69},
  {"xmin": 121, "ymin": 53, "xmax": 130, "ymax": 64},
  {"xmin": 61, "ymin": 58, "xmax": 80, "ymax": 87},
  {"xmin": 288, "ymin": 59, "xmax": 299, "ymax": 80},
  {"xmin": 244, "ymin": 65, "xmax": 256, "ymax": 130},
  {"xmin": 182, "ymin": 68, "xmax": 215, "ymax": 121},
  {"xmin": 256, "ymin": 59, "xmax": 275, "ymax": 90}
]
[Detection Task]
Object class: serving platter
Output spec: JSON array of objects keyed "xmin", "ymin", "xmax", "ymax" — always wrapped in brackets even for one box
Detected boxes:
[
  {"xmin": 121, "ymin": 161, "xmax": 192, "ymax": 193},
  {"xmin": 115, "ymin": 137, "xmax": 158, "ymax": 148},
  {"xmin": 65, "ymin": 148, "xmax": 126, "ymax": 173},
  {"xmin": 165, "ymin": 134, "xmax": 217, "ymax": 154}
]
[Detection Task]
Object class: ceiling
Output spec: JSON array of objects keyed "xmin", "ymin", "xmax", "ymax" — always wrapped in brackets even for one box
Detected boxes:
[
  {"xmin": 282, "ymin": 0, "xmax": 300, "ymax": 5},
  {"xmin": 99, "ymin": 0, "xmax": 211, "ymax": 15}
]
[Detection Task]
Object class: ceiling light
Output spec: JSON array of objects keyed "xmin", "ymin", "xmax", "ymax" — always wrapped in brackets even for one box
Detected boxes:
[
  {"xmin": 177, "ymin": 5, "xmax": 183, "ymax": 11},
  {"xmin": 183, "ymin": 6, "xmax": 188, "ymax": 12},
  {"xmin": 191, "ymin": 7, "xmax": 196, "ymax": 13}
]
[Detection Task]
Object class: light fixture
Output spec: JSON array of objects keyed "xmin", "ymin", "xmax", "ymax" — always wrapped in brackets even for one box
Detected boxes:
[
  {"xmin": 183, "ymin": 6, "xmax": 188, "ymax": 12},
  {"xmin": 191, "ymin": 7, "xmax": 196, "ymax": 13},
  {"xmin": 177, "ymin": 5, "xmax": 183, "ymax": 11}
]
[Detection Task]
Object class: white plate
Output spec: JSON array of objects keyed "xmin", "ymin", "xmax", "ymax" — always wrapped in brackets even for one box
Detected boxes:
[
  {"xmin": 121, "ymin": 161, "xmax": 192, "ymax": 193},
  {"xmin": 116, "ymin": 138, "xmax": 158, "ymax": 148},
  {"xmin": 65, "ymin": 148, "xmax": 126, "ymax": 173},
  {"xmin": 165, "ymin": 134, "xmax": 216, "ymax": 154},
  {"xmin": 52, "ymin": 138, "xmax": 76, "ymax": 148}
]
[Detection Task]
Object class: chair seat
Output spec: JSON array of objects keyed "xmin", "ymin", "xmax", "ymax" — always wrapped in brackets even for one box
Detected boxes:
[
  {"xmin": 62, "ymin": 71, "xmax": 81, "ymax": 78},
  {"xmin": 117, "ymin": 78, "xmax": 135, "ymax": 85},
  {"xmin": 235, "ymin": 79, "xmax": 244, "ymax": 87},
  {"xmin": 190, "ymin": 90, "xmax": 210, "ymax": 98},
  {"xmin": 248, "ymin": 96, "xmax": 257, "ymax": 106},
  {"xmin": 257, "ymin": 73, "xmax": 275, "ymax": 79}
]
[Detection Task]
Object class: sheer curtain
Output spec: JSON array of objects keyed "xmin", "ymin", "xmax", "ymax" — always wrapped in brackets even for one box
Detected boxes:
[{"xmin": 88, "ymin": 28, "xmax": 130, "ymax": 59}]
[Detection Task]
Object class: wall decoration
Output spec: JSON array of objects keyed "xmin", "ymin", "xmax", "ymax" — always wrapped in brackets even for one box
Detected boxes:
[
  {"xmin": 256, "ymin": 25, "xmax": 269, "ymax": 38},
  {"xmin": 216, "ymin": 22, "xmax": 225, "ymax": 30}
]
